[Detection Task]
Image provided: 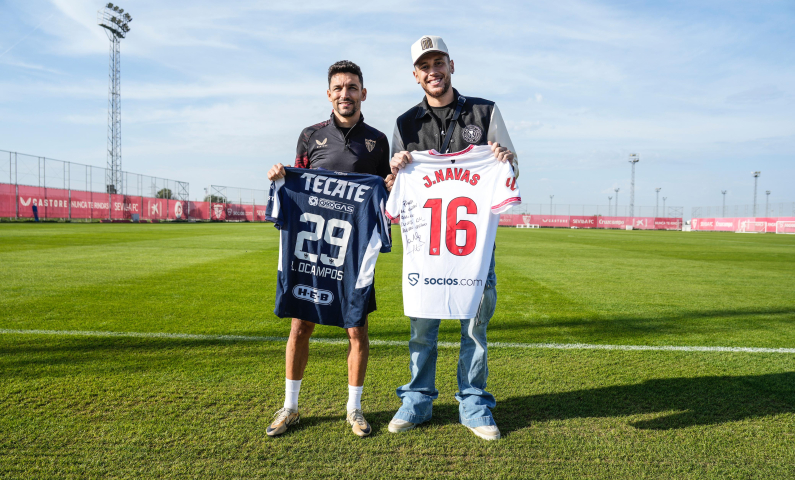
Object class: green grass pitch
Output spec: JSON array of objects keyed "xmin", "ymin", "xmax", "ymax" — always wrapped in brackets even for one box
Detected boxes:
[{"xmin": 1, "ymin": 223, "xmax": 794, "ymax": 478}]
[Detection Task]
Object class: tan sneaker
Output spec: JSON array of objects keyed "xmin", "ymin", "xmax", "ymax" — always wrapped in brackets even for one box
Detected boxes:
[
  {"xmin": 387, "ymin": 418, "xmax": 416, "ymax": 433},
  {"xmin": 467, "ymin": 424, "xmax": 501, "ymax": 441},
  {"xmin": 346, "ymin": 409, "xmax": 372, "ymax": 437},
  {"xmin": 267, "ymin": 407, "xmax": 300, "ymax": 437}
]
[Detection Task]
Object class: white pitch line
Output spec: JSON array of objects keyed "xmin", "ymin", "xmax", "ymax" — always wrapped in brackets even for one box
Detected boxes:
[{"xmin": 1, "ymin": 329, "xmax": 794, "ymax": 354}]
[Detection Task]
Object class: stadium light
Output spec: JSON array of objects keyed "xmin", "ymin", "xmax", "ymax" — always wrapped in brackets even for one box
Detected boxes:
[
  {"xmin": 721, "ymin": 190, "xmax": 727, "ymax": 217},
  {"xmin": 766, "ymin": 190, "xmax": 771, "ymax": 217},
  {"xmin": 662, "ymin": 197, "xmax": 667, "ymax": 216},
  {"xmin": 655, "ymin": 188, "xmax": 661, "ymax": 217},
  {"xmin": 752, "ymin": 171, "xmax": 761, "ymax": 217},
  {"xmin": 608, "ymin": 196, "xmax": 612, "ymax": 217},
  {"xmin": 549, "ymin": 195, "xmax": 554, "ymax": 215},
  {"xmin": 614, "ymin": 188, "xmax": 620, "ymax": 216},
  {"xmin": 97, "ymin": 3, "xmax": 132, "ymax": 195},
  {"xmin": 628, "ymin": 154, "xmax": 639, "ymax": 217}
]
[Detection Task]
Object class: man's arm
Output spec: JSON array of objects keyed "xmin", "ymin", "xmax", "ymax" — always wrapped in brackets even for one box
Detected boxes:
[{"xmin": 487, "ymin": 104, "xmax": 520, "ymax": 178}]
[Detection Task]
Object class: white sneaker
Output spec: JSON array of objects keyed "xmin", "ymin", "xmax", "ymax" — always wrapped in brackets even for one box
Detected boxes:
[
  {"xmin": 388, "ymin": 418, "xmax": 416, "ymax": 433},
  {"xmin": 467, "ymin": 424, "xmax": 501, "ymax": 441}
]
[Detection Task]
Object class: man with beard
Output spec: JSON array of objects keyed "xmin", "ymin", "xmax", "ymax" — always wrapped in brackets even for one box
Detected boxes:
[
  {"xmin": 265, "ymin": 60, "xmax": 391, "ymax": 438},
  {"xmin": 386, "ymin": 36, "xmax": 519, "ymax": 441}
]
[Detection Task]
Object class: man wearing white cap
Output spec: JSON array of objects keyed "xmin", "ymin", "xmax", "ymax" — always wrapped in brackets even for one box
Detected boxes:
[{"xmin": 385, "ymin": 35, "xmax": 519, "ymax": 440}]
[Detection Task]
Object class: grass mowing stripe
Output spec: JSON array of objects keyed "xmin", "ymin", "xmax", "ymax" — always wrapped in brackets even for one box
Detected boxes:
[{"xmin": 3, "ymin": 328, "xmax": 795, "ymax": 353}]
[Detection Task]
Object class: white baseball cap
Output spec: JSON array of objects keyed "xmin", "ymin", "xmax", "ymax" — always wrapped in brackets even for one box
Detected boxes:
[{"xmin": 411, "ymin": 35, "xmax": 449, "ymax": 65}]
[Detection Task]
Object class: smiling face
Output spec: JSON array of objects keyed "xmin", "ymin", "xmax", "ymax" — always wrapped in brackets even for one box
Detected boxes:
[
  {"xmin": 413, "ymin": 52, "xmax": 454, "ymax": 100},
  {"xmin": 327, "ymin": 72, "xmax": 366, "ymax": 119}
]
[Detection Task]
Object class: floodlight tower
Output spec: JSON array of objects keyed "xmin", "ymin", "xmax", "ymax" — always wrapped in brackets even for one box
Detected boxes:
[
  {"xmin": 614, "ymin": 188, "xmax": 620, "ymax": 216},
  {"xmin": 752, "ymin": 171, "xmax": 761, "ymax": 216},
  {"xmin": 628, "ymin": 154, "xmax": 639, "ymax": 217},
  {"xmin": 549, "ymin": 195, "xmax": 554, "ymax": 214},
  {"xmin": 766, "ymin": 190, "xmax": 771, "ymax": 217},
  {"xmin": 98, "ymin": 3, "xmax": 132, "ymax": 194},
  {"xmin": 662, "ymin": 197, "xmax": 667, "ymax": 216},
  {"xmin": 608, "ymin": 196, "xmax": 612, "ymax": 216},
  {"xmin": 721, "ymin": 190, "xmax": 727, "ymax": 217},
  {"xmin": 655, "ymin": 188, "xmax": 661, "ymax": 217}
]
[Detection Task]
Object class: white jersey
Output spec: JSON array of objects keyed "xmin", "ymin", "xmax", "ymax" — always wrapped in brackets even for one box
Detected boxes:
[{"xmin": 385, "ymin": 144, "xmax": 521, "ymax": 319}]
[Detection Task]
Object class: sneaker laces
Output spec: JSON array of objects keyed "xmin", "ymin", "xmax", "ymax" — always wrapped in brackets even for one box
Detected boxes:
[
  {"xmin": 272, "ymin": 407, "xmax": 295, "ymax": 423},
  {"xmin": 349, "ymin": 409, "xmax": 367, "ymax": 427}
]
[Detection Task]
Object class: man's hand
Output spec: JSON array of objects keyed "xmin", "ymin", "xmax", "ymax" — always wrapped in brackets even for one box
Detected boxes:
[
  {"xmin": 384, "ymin": 174, "xmax": 395, "ymax": 192},
  {"xmin": 390, "ymin": 151, "xmax": 413, "ymax": 175},
  {"xmin": 267, "ymin": 163, "xmax": 286, "ymax": 181},
  {"xmin": 489, "ymin": 141, "xmax": 515, "ymax": 164}
]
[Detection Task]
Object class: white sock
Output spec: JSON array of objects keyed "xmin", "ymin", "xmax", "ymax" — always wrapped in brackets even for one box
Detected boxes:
[
  {"xmin": 284, "ymin": 378, "xmax": 302, "ymax": 411},
  {"xmin": 347, "ymin": 385, "xmax": 364, "ymax": 412}
]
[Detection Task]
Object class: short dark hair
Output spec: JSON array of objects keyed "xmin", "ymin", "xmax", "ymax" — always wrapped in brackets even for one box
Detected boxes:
[{"xmin": 328, "ymin": 60, "xmax": 363, "ymax": 86}]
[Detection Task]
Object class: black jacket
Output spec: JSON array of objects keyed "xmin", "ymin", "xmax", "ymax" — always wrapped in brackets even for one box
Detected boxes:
[
  {"xmin": 295, "ymin": 112, "xmax": 390, "ymax": 179},
  {"xmin": 391, "ymin": 88, "xmax": 519, "ymax": 177}
]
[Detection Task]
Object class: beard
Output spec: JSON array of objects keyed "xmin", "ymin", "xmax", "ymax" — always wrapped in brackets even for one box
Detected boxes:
[
  {"xmin": 422, "ymin": 75, "xmax": 451, "ymax": 98},
  {"xmin": 336, "ymin": 101, "xmax": 359, "ymax": 118}
]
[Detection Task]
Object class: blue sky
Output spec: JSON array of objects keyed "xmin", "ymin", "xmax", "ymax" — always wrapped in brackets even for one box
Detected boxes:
[{"xmin": 1, "ymin": 0, "xmax": 793, "ymax": 216}]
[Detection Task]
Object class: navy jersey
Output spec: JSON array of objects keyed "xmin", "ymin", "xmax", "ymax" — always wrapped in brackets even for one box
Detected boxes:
[{"xmin": 266, "ymin": 167, "xmax": 392, "ymax": 328}]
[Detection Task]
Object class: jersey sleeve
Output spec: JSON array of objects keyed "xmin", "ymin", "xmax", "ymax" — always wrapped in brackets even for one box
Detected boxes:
[
  {"xmin": 372, "ymin": 183, "xmax": 392, "ymax": 254},
  {"xmin": 490, "ymin": 161, "xmax": 522, "ymax": 214},
  {"xmin": 384, "ymin": 170, "xmax": 403, "ymax": 223},
  {"xmin": 265, "ymin": 177, "xmax": 287, "ymax": 227}
]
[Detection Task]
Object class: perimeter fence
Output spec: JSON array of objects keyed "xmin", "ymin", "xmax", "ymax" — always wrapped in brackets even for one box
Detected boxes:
[
  {"xmin": 0, "ymin": 149, "xmax": 189, "ymax": 221},
  {"xmin": 505, "ymin": 203, "xmax": 684, "ymax": 218},
  {"xmin": 692, "ymin": 203, "xmax": 795, "ymax": 219},
  {"xmin": 205, "ymin": 185, "xmax": 270, "ymax": 222}
]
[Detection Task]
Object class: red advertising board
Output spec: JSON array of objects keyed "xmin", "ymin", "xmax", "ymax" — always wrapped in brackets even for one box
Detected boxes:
[
  {"xmin": 654, "ymin": 218, "xmax": 683, "ymax": 230},
  {"xmin": 570, "ymin": 216, "xmax": 597, "ymax": 228},
  {"xmin": 225, "ymin": 204, "xmax": 254, "ymax": 222},
  {"xmin": 0, "ymin": 183, "xmax": 16, "ymax": 218},
  {"xmin": 254, "ymin": 204, "xmax": 269, "ymax": 222},
  {"xmin": 210, "ymin": 203, "xmax": 226, "ymax": 221},
  {"xmin": 597, "ymin": 216, "xmax": 632, "ymax": 229},
  {"xmin": 532, "ymin": 215, "xmax": 570, "ymax": 227},
  {"xmin": 141, "ymin": 197, "xmax": 166, "ymax": 221},
  {"xmin": 69, "ymin": 190, "xmax": 110, "ymax": 219},
  {"xmin": 17, "ymin": 185, "xmax": 73, "ymax": 219},
  {"xmin": 188, "ymin": 201, "xmax": 210, "ymax": 221},
  {"xmin": 110, "ymin": 194, "xmax": 141, "ymax": 220}
]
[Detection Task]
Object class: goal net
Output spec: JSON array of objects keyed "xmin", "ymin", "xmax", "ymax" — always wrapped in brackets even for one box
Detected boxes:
[
  {"xmin": 736, "ymin": 221, "xmax": 766, "ymax": 233},
  {"xmin": 776, "ymin": 221, "xmax": 795, "ymax": 234}
]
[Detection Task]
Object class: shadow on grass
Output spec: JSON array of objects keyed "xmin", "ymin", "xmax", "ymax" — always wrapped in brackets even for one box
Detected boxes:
[
  {"xmin": 496, "ymin": 372, "xmax": 795, "ymax": 433},
  {"xmin": 291, "ymin": 373, "xmax": 795, "ymax": 437}
]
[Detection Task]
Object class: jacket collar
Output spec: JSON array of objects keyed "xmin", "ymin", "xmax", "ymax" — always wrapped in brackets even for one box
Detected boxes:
[
  {"xmin": 329, "ymin": 111, "xmax": 365, "ymax": 131},
  {"xmin": 415, "ymin": 88, "xmax": 462, "ymax": 119}
]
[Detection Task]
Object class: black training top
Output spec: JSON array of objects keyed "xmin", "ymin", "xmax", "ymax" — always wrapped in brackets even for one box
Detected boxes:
[{"xmin": 294, "ymin": 112, "xmax": 390, "ymax": 178}]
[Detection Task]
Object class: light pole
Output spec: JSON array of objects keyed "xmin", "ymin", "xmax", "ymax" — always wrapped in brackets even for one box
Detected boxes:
[
  {"xmin": 614, "ymin": 188, "xmax": 620, "ymax": 216},
  {"xmin": 766, "ymin": 190, "xmax": 771, "ymax": 217},
  {"xmin": 752, "ymin": 171, "xmax": 761, "ymax": 216},
  {"xmin": 97, "ymin": 3, "xmax": 132, "ymax": 194},
  {"xmin": 721, "ymin": 190, "xmax": 727, "ymax": 217},
  {"xmin": 549, "ymin": 195, "xmax": 554, "ymax": 214},
  {"xmin": 628, "ymin": 154, "xmax": 639, "ymax": 217},
  {"xmin": 608, "ymin": 196, "xmax": 612, "ymax": 216},
  {"xmin": 662, "ymin": 197, "xmax": 667, "ymax": 216},
  {"xmin": 655, "ymin": 188, "xmax": 661, "ymax": 217}
]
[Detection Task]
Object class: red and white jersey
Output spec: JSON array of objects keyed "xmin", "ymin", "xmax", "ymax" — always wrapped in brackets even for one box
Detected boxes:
[{"xmin": 385, "ymin": 144, "xmax": 521, "ymax": 319}]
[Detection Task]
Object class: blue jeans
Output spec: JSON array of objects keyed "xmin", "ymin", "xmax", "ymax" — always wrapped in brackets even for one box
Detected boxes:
[{"xmin": 394, "ymin": 247, "xmax": 498, "ymax": 428}]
